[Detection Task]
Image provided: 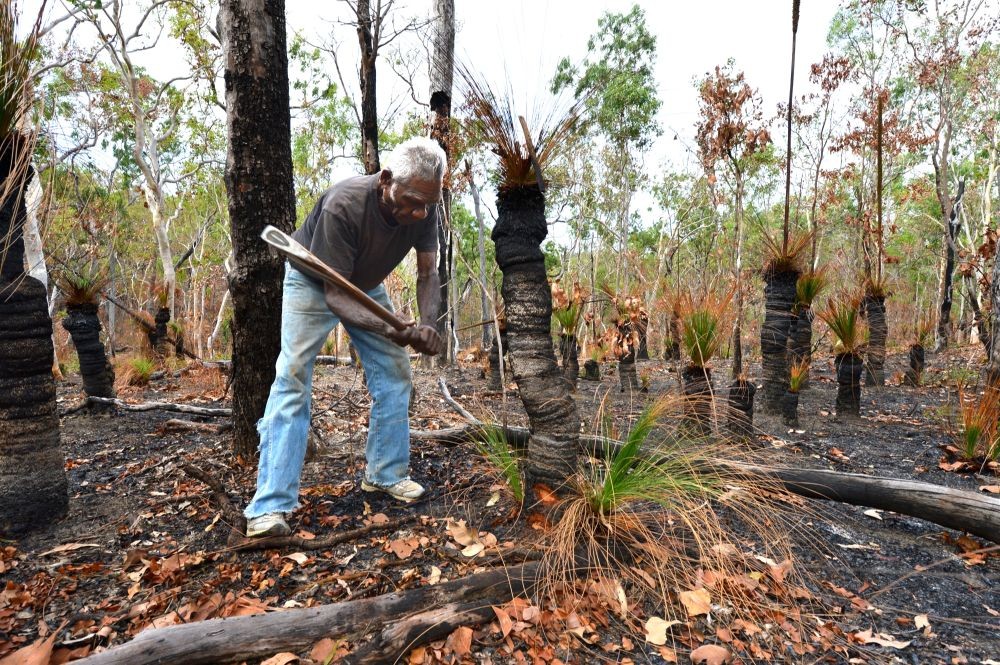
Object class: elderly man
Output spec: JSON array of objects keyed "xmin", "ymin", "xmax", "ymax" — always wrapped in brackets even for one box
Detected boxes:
[{"xmin": 246, "ymin": 137, "xmax": 446, "ymax": 538}]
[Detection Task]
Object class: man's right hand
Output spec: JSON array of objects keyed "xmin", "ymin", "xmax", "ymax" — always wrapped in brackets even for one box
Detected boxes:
[{"xmin": 389, "ymin": 324, "xmax": 443, "ymax": 356}]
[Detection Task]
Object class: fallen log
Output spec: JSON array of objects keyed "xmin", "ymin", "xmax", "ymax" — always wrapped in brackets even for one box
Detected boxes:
[
  {"xmin": 411, "ymin": 424, "xmax": 1000, "ymax": 543},
  {"xmin": 80, "ymin": 562, "xmax": 540, "ymax": 665},
  {"xmin": 87, "ymin": 396, "xmax": 231, "ymax": 417},
  {"xmin": 746, "ymin": 464, "xmax": 1000, "ymax": 543}
]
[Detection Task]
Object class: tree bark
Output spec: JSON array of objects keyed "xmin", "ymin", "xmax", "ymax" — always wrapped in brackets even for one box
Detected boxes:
[
  {"xmin": 835, "ymin": 352, "xmax": 863, "ymax": 419},
  {"xmin": 681, "ymin": 365, "xmax": 713, "ymax": 433},
  {"xmin": 220, "ymin": 0, "xmax": 296, "ymax": 460},
  {"xmin": 63, "ymin": 303, "xmax": 115, "ymax": 401},
  {"xmin": 726, "ymin": 378, "xmax": 755, "ymax": 438},
  {"xmin": 0, "ymin": 146, "xmax": 68, "ymax": 534},
  {"xmin": 356, "ymin": 0, "xmax": 380, "ymax": 175},
  {"xmin": 492, "ymin": 184, "xmax": 579, "ymax": 489},
  {"xmin": 789, "ymin": 306, "xmax": 813, "ymax": 389},
  {"xmin": 935, "ymin": 179, "xmax": 965, "ymax": 351},
  {"xmin": 761, "ymin": 269, "xmax": 798, "ymax": 413},
  {"xmin": 559, "ymin": 334, "xmax": 579, "ymax": 389},
  {"xmin": 903, "ymin": 343, "xmax": 925, "ymax": 386},
  {"xmin": 430, "ymin": 0, "xmax": 455, "ymax": 364},
  {"xmin": 863, "ymin": 293, "xmax": 887, "ymax": 387}
]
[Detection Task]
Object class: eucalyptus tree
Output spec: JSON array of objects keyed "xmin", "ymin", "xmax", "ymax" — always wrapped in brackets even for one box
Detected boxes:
[
  {"xmin": 0, "ymin": 1, "xmax": 68, "ymax": 534},
  {"xmin": 219, "ymin": 0, "xmax": 296, "ymax": 459},
  {"xmin": 551, "ymin": 4, "xmax": 661, "ymax": 289}
]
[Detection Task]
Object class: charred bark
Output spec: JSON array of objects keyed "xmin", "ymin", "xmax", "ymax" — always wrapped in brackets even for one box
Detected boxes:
[
  {"xmin": 430, "ymin": 0, "xmax": 455, "ymax": 363},
  {"xmin": 761, "ymin": 268, "xmax": 798, "ymax": 413},
  {"xmin": 559, "ymin": 333, "xmax": 579, "ymax": 390},
  {"xmin": 903, "ymin": 344, "xmax": 925, "ymax": 386},
  {"xmin": 636, "ymin": 311, "xmax": 649, "ymax": 360},
  {"xmin": 835, "ymin": 352, "xmax": 863, "ymax": 419},
  {"xmin": 863, "ymin": 293, "xmax": 887, "ymax": 387},
  {"xmin": 789, "ymin": 306, "xmax": 813, "ymax": 389},
  {"xmin": 220, "ymin": 0, "xmax": 296, "ymax": 460},
  {"xmin": 492, "ymin": 184, "xmax": 579, "ymax": 488},
  {"xmin": 0, "ymin": 277, "xmax": 68, "ymax": 534},
  {"xmin": 485, "ymin": 327, "xmax": 507, "ymax": 390},
  {"xmin": 62, "ymin": 302, "xmax": 115, "ymax": 402},
  {"xmin": 149, "ymin": 305, "xmax": 170, "ymax": 357},
  {"xmin": 582, "ymin": 358, "xmax": 600, "ymax": 381},
  {"xmin": 780, "ymin": 390, "xmax": 799, "ymax": 427},
  {"xmin": 355, "ymin": 0, "xmax": 380, "ymax": 175},
  {"xmin": 726, "ymin": 378, "xmax": 755, "ymax": 439},
  {"xmin": 682, "ymin": 365, "xmax": 713, "ymax": 433},
  {"xmin": 935, "ymin": 180, "xmax": 965, "ymax": 352},
  {"xmin": 618, "ymin": 347, "xmax": 638, "ymax": 394}
]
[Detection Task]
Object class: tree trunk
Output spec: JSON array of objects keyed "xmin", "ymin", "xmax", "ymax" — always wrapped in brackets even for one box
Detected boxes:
[
  {"xmin": 62, "ymin": 302, "xmax": 116, "ymax": 401},
  {"xmin": 789, "ymin": 306, "xmax": 813, "ymax": 389},
  {"xmin": 582, "ymin": 358, "xmax": 600, "ymax": 381},
  {"xmin": 151, "ymin": 305, "xmax": 171, "ymax": 357},
  {"xmin": 467, "ymin": 163, "xmax": 491, "ymax": 352},
  {"xmin": 726, "ymin": 378, "xmax": 755, "ymax": 438},
  {"xmin": 636, "ymin": 312, "xmax": 649, "ymax": 360},
  {"xmin": 780, "ymin": 390, "xmax": 799, "ymax": 427},
  {"xmin": 355, "ymin": 0, "xmax": 380, "ymax": 175},
  {"xmin": 681, "ymin": 365, "xmax": 713, "ymax": 433},
  {"xmin": 935, "ymin": 179, "xmax": 965, "ymax": 352},
  {"xmin": 492, "ymin": 184, "xmax": 579, "ymax": 489},
  {"xmin": 863, "ymin": 293, "xmax": 887, "ymax": 387},
  {"xmin": 430, "ymin": 0, "xmax": 455, "ymax": 364},
  {"xmin": 485, "ymin": 327, "xmax": 506, "ymax": 390},
  {"xmin": 835, "ymin": 352, "xmax": 863, "ymax": 419},
  {"xmin": 220, "ymin": 0, "xmax": 296, "ymax": 460},
  {"xmin": 559, "ymin": 333, "xmax": 579, "ymax": 390},
  {"xmin": 761, "ymin": 268, "xmax": 798, "ymax": 413},
  {"xmin": 618, "ymin": 345, "xmax": 638, "ymax": 394},
  {"xmin": 903, "ymin": 344, "xmax": 925, "ymax": 387}
]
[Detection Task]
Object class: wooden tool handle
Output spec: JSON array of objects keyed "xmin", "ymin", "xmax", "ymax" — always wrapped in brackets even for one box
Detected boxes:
[{"xmin": 260, "ymin": 225, "xmax": 410, "ymax": 332}]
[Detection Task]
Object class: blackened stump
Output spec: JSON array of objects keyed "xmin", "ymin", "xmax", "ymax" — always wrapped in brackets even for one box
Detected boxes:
[
  {"xmin": 151, "ymin": 306, "xmax": 171, "ymax": 357},
  {"xmin": 789, "ymin": 306, "xmax": 813, "ymax": 389},
  {"xmin": 486, "ymin": 329, "xmax": 508, "ymax": 390},
  {"xmin": 761, "ymin": 268, "xmax": 798, "ymax": 413},
  {"xmin": 63, "ymin": 303, "xmax": 116, "ymax": 403},
  {"xmin": 727, "ymin": 379, "xmax": 756, "ymax": 438},
  {"xmin": 636, "ymin": 312, "xmax": 649, "ymax": 360},
  {"xmin": 558, "ymin": 333, "xmax": 579, "ymax": 390},
  {"xmin": 835, "ymin": 352, "xmax": 863, "ymax": 418},
  {"xmin": 780, "ymin": 390, "xmax": 799, "ymax": 427},
  {"xmin": 582, "ymin": 359, "xmax": 600, "ymax": 381},
  {"xmin": 863, "ymin": 293, "xmax": 887, "ymax": 387},
  {"xmin": 903, "ymin": 344, "xmax": 925, "ymax": 387},
  {"xmin": 682, "ymin": 365, "xmax": 713, "ymax": 434}
]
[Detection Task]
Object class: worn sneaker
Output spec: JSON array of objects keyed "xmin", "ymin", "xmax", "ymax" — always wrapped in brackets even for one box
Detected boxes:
[
  {"xmin": 361, "ymin": 477, "xmax": 425, "ymax": 503},
  {"xmin": 246, "ymin": 512, "xmax": 290, "ymax": 538}
]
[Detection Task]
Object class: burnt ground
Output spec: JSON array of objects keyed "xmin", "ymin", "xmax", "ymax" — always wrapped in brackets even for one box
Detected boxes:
[{"xmin": 1, "ymin": 348, "xmax": 999, "ymax": 664}]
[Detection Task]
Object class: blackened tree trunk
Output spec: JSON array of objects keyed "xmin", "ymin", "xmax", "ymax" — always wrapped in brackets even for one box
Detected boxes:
[
  {"xmin": 789, "ymin": 306, "xmax": 813, "ymax": 389},
  {"xmin": 430, "ymin": 0, "xmax": 455, "ymax": 363},
  {"xmin": 485, "ymin": 327, "xmax": 506, "ymax": 390},
  {"xmin": 935, "ymin": 180, "xmax": 965, "ymax": 352},
  {"xmin": 903, "ymin": 344, "xmax": 925, "ymax": 386},
  {"xmin": 151, "ymin": 306, "xmax": 170, "ymax": 357},
  {"xmin": 0, "ymin": 155, "xmax": 68, "ymax": 533},
  {"xmin": 835, "ymin": 353, "xmax": 863, "ymax": 419},
  {"xmin": 618, "ymin": 342, "xmax": 638, "ymax": 394},
  {"xmin": 559, "ymin": 334, "xmax": 579, "ymax": 390},
  {"xmin": 582, "ymin": 358, "xmax": 600, "ymax": 381},
  {"xmin": 220, "ymin": 0, "xmax": 296, "ymax": 460},
  {"xmin": 863, "ymin": 293, "xmax": 887, "ymax": 386},
  {"xmin": 726, "ymin": 379, "xmax": 755, "ymax": 438},
  {"xmin": 355, "ymin": 0, "xmax": 380, "ymax": 175},
  {"xmin": 63, "ymin": 302, "xmax": 115, "ymax": 401},
  {"xmin": 681, "ymin": 366, "xmax": 713, "ymax": 433},
  {"xmin": 492, "ymin": 185, "xmax": 579, "ymax": 489},
  {"xmin": 761, "ymin": 269, "xmax": 798, "ymax": 413},
  {"xmin": 780, "ymin": 390, "xmax": 799, "ymax": 427},
  {"xmin": 663, "ymin": 311, "xmax": 680, "ymax": 361}
]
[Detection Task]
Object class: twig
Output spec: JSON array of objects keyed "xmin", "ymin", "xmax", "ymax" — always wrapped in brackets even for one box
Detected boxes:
[
  {"xmin": 867, "ymin": 544, "xmax": 1000, "ymax": 599},
  {"xmin": 230, "ymin": 514, "xmax": 421, "ymax": 552},
  {"xmin": 180, "ymin": 463, "xmax": 245, "ymax": 530},
  {"xmin": 437, "ymin": 376, "xmax": 479, "ymax": 424}
]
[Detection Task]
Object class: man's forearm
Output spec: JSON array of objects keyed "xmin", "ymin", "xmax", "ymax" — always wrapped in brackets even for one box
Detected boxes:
[
  {"xmin": 324, "ymin": 284, "xmax": 394, "ymax": 336},
  {"xmin": 416, "ymin": 271, "xmax": 441, "ymax": 328}
]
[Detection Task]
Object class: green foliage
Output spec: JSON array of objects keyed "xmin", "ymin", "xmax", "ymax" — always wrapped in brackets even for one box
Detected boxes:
[
  {"xmin": 53, "ymin": 260, "xmax": 108, "ymax": 306},
  {"xmin": 474, "ymin": 426, "xmax": 523, "ymax": 502},
  {"xmin": 127, "ymin": 357, "xmax": 155, "ymax": 386},
  {"xmin": 818, "ymin": 297, "xmax": 867, "ymax": 354},
  {"xmin": 796, "ymin": 270, "xmax": 828, "ymax": 309},
  {"xmin": 788, "ymin": 361, "xmax": 809, "ymax": 393},
  {"xmin": 678, "ymin": 291, "xmax": 731, "ymax": 368},
  {"xmin": 583, "ymin": 399, "xmax": 717, "ymax": 516},
  {"xmin": 956, "ymin": 385, "xmax": 1000, "ymax": 461}
]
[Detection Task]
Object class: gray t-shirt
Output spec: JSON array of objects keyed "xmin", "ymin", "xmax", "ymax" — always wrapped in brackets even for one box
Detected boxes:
[{"xmin": 291, "ymin": 174, "xmax": 438, "ymax": 292}]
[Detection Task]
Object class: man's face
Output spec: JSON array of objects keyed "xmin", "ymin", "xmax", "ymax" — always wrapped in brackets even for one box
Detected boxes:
[{"xmin": 381, "ymin": 174, "xmax": 442, "ymax": 226}]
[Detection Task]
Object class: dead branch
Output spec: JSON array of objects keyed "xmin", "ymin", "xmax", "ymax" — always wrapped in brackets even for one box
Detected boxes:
[
  {"xmin": 88, "ymin": 396, "xmax": 231, "ymax": 417},
  {"xmin": 437, "ymin": 376, "xmax": 478, "ymax": 423},
  {"xmin": 229, "ymin": 514, "xmax": 421, "ymax": 553}
]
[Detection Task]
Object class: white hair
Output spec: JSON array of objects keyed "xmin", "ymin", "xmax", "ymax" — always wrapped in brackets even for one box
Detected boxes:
[{"xmin": 384, "ymin": 137, "xmax": 447, "ymax": 183}]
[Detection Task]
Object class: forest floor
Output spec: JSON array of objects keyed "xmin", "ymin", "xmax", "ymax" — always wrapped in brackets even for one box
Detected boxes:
[{"xmin": 2, "ymin": 347, "xmax": 999, "ymax": 664}]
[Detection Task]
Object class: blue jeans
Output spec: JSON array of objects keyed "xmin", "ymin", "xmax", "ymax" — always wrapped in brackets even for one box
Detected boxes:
[{"xmin": 245, "ymin": 264, "xmax": 413, "ymax": 519}]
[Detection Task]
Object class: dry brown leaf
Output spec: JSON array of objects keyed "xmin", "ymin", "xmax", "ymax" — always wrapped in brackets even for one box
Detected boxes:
[
  {"xmin": 284, "ymin": 552, "xmax": 309, "ymax": 565},
  {"xmin": 0, "ymin": 623, "xmax": 63, "ymax": 665},
  {"xmin": 690, "ymin": 644, "xmax": 731, "ymax": 664},
  {"xmin": 644, "ymin": 616, "xmax": 681, "ymax": 645},
  {"xmin": 39, "ymin": 543, "xmax": 101, "ymax": 557},
  {"xmin": 679, "ymin": 588, "xmax": 712, "ymax": 617},
  {"xmin": 309, "ymin": 637, "xmax": 344, "ymax": 663},
  {"xmin": 445, "ymin": 626, "xmax": 473, "ymax": 657},
  {"xmin": 388, "ymin": 538, "xmax": 418, "ymax": 560},
  {"xmin": 854, "ymin": 629, "xmax": 911, "ymax": 649},
  {"xmin": 260, "ymin": 653, "xmax": 298, "ymax": 665},
  {"xmin": 407, "ymin": 646, "xmax": 427, "ymax": 664},
  {"xmin": 979, "ymin": 485, "xmax": 1000, "ymax": 494},
  {"xmin": 658, "ymin": 646, "xmax": 679, "ymax": 663},
  {"xmin": 914, "ymin": 614, "xmax": 930, "ymax": 630},
  {"xmin": 447, "ymin": 520, "xmax": 478, "ymax": 546},
  {"xmin": 493, "ymin": 606, "xmax": 514, "ymax": 637}
]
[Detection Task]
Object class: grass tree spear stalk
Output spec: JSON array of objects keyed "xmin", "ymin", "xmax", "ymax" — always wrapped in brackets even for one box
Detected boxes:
[{"xmin": 783, "ymin": 0, "xmax": 800, "ymax": 254}]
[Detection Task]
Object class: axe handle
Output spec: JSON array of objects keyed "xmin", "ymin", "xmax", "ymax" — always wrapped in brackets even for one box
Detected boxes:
[{"xmin": 260, "ymin": 225, "xmax": 410, "ymax": 332}]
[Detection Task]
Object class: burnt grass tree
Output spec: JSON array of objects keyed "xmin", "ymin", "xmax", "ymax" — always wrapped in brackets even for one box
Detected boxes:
[
  {"xmin": 492, "ymin": 184, "xmax": 580, "ymax": 490},
  {"xmin": 220, "ymin": 0, "xmax": 297, "ymax": 460},
  {"xmin": 761, "ymin": 265, "xmax": 799, "ymax": 414},
  {"xmin": 788, "ymin": 270, "xmax": 826, "ymax": 391},
  {"xmin": 862, "ymin": 286, "xmax": 888, "ymax": 386},
  {"xmin": 0, "ymin": 5, "xmax": 68, "ymax": 534},
  {"xmin": 63, "ymin": 302, "xmax": 115, "ymax": 402}
]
